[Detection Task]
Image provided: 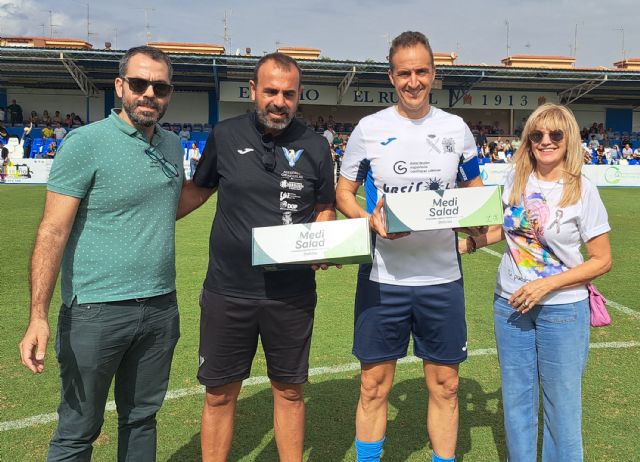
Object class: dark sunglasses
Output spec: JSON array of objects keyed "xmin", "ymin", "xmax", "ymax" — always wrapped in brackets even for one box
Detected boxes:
[
  {"xmin": 123, "ymin": 77, "xmax": 173, "ymax": 97},
  {"xmin": 261, "ymin": 136, "xmax": 276, "ymax": 172},
  {"xmin": 145, "ymin": 147, "xmax": 179, "ymax": 179},
  {"xmin": 529, "ymin": 129, "xmax": 564, "ymax": 144}
]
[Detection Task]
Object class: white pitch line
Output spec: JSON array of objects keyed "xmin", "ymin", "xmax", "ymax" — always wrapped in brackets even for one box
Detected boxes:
[
  {"xmin": 2, "ymin": 341, "xmax": 638, "ymax": 433},
  {"xmin": 603, "ymin": 300, "xmax": 640, "ymax": 319}
]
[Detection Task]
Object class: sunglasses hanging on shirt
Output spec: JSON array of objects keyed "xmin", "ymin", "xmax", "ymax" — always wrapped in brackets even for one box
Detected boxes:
[{"xmin": 261, "ymin": 135, "xmax": 276, "ymax": 172}]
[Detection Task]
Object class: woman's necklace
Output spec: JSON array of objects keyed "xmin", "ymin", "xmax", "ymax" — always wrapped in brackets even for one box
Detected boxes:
[
  {"xmin": 531, "ymin": 172, "xmax": 563, "ymax": 233},
  {"xmin": 531, "ymin": 172, "xmax": 561, "ymax": 203}
]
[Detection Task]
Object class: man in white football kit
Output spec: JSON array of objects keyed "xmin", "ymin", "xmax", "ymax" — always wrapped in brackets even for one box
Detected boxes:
[{"xmin": 336, "ymin": 31, "xmax": 484, "ymax": 462}]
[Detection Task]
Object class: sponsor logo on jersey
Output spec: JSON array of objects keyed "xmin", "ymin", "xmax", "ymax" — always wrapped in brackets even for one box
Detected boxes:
[
  {"xmin": 281, "ymin": 147, "xmax": 304, "ymax": 167},
  {"xmin": 442, "ymin": 137, "xmax": 456, "ymax": 153},
  {"xmin": 280, "ymin": 180, "xmax": 304, "ymax": 191},
  {"xmin": 380, "ymin": 137, "xmax": 397, "ymax": 146},
  {"xmin": 393, "ymin": 161, "xmax": 407, "ymax": 174},
  {"xmin": 425, "ymin": 177, "xmax": 446, "ymax": 190},
  {"xmin": 281, "ymin": 170, "xmax": 303, "ymax": 181},
  {"xmin": 279, "ymin": 191, "xmax": 300, "ymax": 201},
  {"xmin": 237, "ymin": 148, "xmax": 254, "ymax": 154},
  {"xmin": 280, "ymin": 200, "xmax": 299, "ymax": 211},
  {"xmin": 282, "ymin": 211, "xmax": 293, "ymax": 225}
]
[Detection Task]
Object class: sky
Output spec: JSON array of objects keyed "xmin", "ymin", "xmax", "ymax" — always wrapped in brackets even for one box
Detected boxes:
[{"xmin": 1, "ymin": 0, "xmax": 639, "ymax": 68}]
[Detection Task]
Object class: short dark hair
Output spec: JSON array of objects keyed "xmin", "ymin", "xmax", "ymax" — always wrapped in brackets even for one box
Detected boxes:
[
  {"xmin": 388, "ymin": 31, "xmax": 434, "ymax": 70},
  {"xmin": 119, "ymin": 45, "xmax": 173, "ymax": 81},
  {"xmin": 252, "ymin": 52, "xmax": 301, "ymax": 86}
]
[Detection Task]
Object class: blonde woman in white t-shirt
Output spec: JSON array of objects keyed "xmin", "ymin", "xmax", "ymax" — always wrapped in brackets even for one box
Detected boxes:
[{"xmin": 459, "ymin": 103, "xmax": 612, "ymax": 462}]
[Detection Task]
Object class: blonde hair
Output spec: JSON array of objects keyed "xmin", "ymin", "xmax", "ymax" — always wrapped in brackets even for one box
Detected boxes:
[{"xmin": 509, "ymin": 103, "xmax": 583, "ymax": 208}]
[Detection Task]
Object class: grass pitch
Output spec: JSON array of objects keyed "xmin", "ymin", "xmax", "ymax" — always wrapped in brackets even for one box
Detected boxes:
[{"xmin": 0, "ymin": 186, "xmax": 638, "ymax": 461}]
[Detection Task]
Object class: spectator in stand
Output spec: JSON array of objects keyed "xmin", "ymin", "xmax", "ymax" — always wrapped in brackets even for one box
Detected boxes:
[
  {"xmin": 582, "ymin": 143, "xmax": 592, "ymax": 164},
  {"xmin": 7, "ymin": 99, "xmax": 23, "ymax": 124},
  {"xmin": 479, "ymin": 143, "xmax": 490, "ymax": 161},
  {"xmin": 30, "ymin": 110, "xmax": 40, "ymax": 125},
  {"xmin": 633, "ymin": 146, "xmax": 640, "ymax": 161},
  {"xmin": 622, "ymin": 143, "xmax": 633, "ymax": 159},
  {"xmin": 45, "ymin": 141, "xmax": 57, "ymax": 159},
  {"xmin": 588, "ymin": 134, "xmax": 599, "ymax": 150},
  {"xmin": 1, "ymin": 147, "xmax": 9, "ymax": 183},
  {"xmin": 53, "ymin": 110, "xmax": 62, "ymax": 124},
  {"xmin": 595, "ymin": 146, "xmax": 606, "ymax": 164},
  {"xmin": 64, "ymin": 114, "xmax": 73, "ymax": 128},
  {"xmin": 71, "ymin": 113, "xmax": 84, "ymax": 125},
  {"xmin": 580, "ymin": 127, "xmax": 589, "ymax": 141},
  {"xmin": 323, "ymin": 125, "xmax": 336, "ymax": 146},
  {"xmin": 54, "ymin": 122, "xmax": 67, "ymax": 142},
  {"xmin": 511, "ymin": 136, "xmax": 522, "ymax": 150},
  {"xmin": 21, "ymin": 123, "xmax": 33, "ymax": 158},
  {"xmin": 0, "ymin": 106, "xmax": 5, "ymax": 123},
  {"xmin": 490, "ymin": 145, "xmax": 501, "ymax": 163},
  {"xmin": 42, "ymin": 110, "xmax": 51, "ymax": 125},
  {"xmin": 332, "ymin": 134, "xmax": 345, "ymax": 182},
  {"xmin": 179, "ymin": 124, "xmax": 191, "ymax": 142},
  {"xmin": 609, "ymin": 145, "xmax": 621, "ymax": 164},
  {"xmin": 42, "ymin": 123, "xmax": 55, "ymax": 139},
  {"xmin": 594, "ymin": 123, "xmax": 604, "ymax": 141},
  {"xmin": 477, "ymin": 128, "xmax": 488, "ymax": 146},
  {"xmin": 188, "ymin": 142, "xmax": 200, "ymax": 179}
]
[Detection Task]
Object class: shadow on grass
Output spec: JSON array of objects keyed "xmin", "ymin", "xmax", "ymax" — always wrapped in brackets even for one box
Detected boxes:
[{"xmin": 168, "ymin": 376, "xmax": 505, "ymax": 461}]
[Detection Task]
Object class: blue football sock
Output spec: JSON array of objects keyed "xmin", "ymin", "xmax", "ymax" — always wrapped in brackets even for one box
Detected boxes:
[
  {"xmin": 355, "ymin": 437, "xmax": 385, "ymax": 462},
  {"xmin": 432, "ymin": 450, "xmax": 455, "ymax": 462}
]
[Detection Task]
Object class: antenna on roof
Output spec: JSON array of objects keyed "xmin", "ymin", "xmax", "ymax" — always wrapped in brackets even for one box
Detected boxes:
[
  {"xmin": 133, "ymin": 7, "xmax": 155, "ymax": 44},
  {"xmin": 222, "ymin": 10, "xmax": 232, "ymax": 52},
  {"xmin": 504, "ymin": 20, "xmax": 510, "ymax": 57},
  {"xmin": 70, "ymin": 1, "xmax": 97, "ymax": 43},
  {"xmin": 614, "ymin": 27, "xmax": 626, "ymax": 60},
  {"xmin": 48, "ymin": 10, "xmax": 60, "ymax": 37}
]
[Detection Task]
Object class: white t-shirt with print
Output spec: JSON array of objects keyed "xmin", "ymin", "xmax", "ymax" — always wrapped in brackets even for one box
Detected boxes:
[
  {"xmin": 341, "ymin": 106, "xmax": 479, "ymax": 286},
  {"xmin": 495, "ymin": 169, "xmax": 610, "ymax": 304}
]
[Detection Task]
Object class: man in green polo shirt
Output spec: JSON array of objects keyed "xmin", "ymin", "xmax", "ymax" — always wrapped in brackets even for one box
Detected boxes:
[{"xmin": 19, "ymin": 45, "xmax": 184, "ymax": 461}]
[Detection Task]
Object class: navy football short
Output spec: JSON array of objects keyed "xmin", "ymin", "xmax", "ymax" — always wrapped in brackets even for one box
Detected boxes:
[
  {"xmin": 198, "ymin": 288, "xmax": 317, "ymax": 388},
  {"xmin": 353, "ymin": 265, "xmax": 467, "ymax": 365}
]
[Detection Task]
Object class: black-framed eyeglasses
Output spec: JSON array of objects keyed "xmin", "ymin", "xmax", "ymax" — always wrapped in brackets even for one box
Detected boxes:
[
  {"xmin": 123, "ymin": 76, "xmax": 173, "ymax": 98},
  {"xmin": 261, "ymin": 136, "xmax": 276, "ymax": 172},
  {"xmin": 145, "ymin": 147, "xmax": 179, "ymax": 178},
  {"xmin": 529, "ymin": 129, "xmax": 564, "ymax": 144}
]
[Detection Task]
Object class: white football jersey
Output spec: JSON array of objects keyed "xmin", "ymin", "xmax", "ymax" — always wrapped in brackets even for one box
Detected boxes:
[{"xmin": 341, "ymin": 106, "xmax": 479, "ymax": 286}]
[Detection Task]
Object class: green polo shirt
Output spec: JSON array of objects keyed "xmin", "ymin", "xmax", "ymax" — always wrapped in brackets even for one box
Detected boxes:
[{"xmin": 47, "ymin": 110, "xmax": 185, "ymax": 305}]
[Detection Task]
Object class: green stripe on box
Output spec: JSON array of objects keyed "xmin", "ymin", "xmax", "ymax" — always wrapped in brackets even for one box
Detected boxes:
[
  {"xmin": 457, "ymin": 187, "xmax": 503, "ymax": 227},
  {"xmin": 252, "ymin": 241, "xmax": 277, "ymax": 265},
  {"xmin": 324, "ymin": 228, "xmax": 370, "ymax": 259},
  {"xmin": 385, "ymin": 205, "xmax": 412, "ymax": 233}
]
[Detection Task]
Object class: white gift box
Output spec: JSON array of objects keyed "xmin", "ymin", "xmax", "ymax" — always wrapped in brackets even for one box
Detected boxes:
[
  {"xmin": 252, "ymin": 218, "xmax": 372, "ymax": 269},
  {"xmin": 383, "ymin": 186, "xmax": 503, "ymax": 233}
]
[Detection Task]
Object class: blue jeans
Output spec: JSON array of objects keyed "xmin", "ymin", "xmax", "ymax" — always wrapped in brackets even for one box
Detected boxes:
[
  {"xmin": 47, "ymin": 292, "xmax": 180, "ymax": 462},
  {"xmin": 493, "ymin": 295, "xmax": 589, "ymax": 462},
  {"xmin": 190, "ymin": 159, "xmax": 198, "ymax": 179}
]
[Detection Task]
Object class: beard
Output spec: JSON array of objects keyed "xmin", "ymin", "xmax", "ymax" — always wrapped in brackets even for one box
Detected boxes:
[
  {"xmin": 123, "ymin": 97, "xmax": 167, "ymax": 128},
  {"xmin": 255, "ymin": 103, "xmax": 294, "ymax": 131}
]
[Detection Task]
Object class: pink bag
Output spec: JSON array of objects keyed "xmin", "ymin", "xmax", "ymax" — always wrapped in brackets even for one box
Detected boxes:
[{"xmin": 587, "ymin": 283, "xmax": 611, "ymax": 327}]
